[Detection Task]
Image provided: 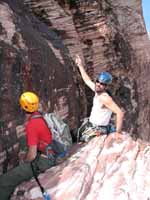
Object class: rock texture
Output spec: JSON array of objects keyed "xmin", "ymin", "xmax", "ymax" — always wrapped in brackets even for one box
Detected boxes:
[
  {"xmin": 0, "ymin": 0, "xmax": 150, "ymax": 174},
  {"xmin": 12, "ymin": 134, "xmax": 150, "ymax": 200},
  {"xmin": 0, "ymin": 0, "xmax": 85, "ymax": 173}
]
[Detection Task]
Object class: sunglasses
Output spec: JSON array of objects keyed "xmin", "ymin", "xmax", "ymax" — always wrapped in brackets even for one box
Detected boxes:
[{"xmin": 95, "ymin": 80, "xmax": 107, "ymax": 86}]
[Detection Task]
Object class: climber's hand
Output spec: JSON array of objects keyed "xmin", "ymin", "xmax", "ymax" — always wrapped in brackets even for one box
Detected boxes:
[
  {"xmin": 113, "ymin": 132, "xmax": 122, "ymax": 140},
  {"xmin": 75, "ymin": 54, "xmax": 83, "ymax": 68}
]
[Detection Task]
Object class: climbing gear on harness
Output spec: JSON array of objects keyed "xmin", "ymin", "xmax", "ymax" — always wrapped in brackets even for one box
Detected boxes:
[
  {"xmin": 80, "ymin": 125, "xmax": 107, "ymax": 142},
  {"xmin": 77, "ymin": 118, "xmax": 115, "ymax": 143},
  {"xmin": 19, "ymin": 92, "xmax": 39, "ymax": 113},
  {"xmin": 96, "ymin": 72, "xmax": 112, "ymax": 85},
  {"xmin": 49, "ymin": 140, "xmax": 67, "ymax": 158},
  {"xmin": 45, "ymin": 144, "xmax": 56, "ymax": 164},
  {"xmin": 31, "ymin": 162, "xmax": 51, "ymax": 200}
]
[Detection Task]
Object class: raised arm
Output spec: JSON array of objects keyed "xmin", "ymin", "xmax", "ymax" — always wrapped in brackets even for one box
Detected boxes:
[{"xmin": 75, "ymin": 55, "xmax": 95, "ymax": 91}]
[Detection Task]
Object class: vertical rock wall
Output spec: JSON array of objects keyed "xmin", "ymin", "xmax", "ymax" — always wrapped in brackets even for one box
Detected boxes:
[
  {"xmin": 0, "ymin": 0, "xmax": 86, "ymax": 173},
  {"xmin": 68, "ymin": 0, "xmax": 150, "ymax": 139},
  {"xmin": 25, "ymin": 0, "xmax": 150, "ymax": 139}
]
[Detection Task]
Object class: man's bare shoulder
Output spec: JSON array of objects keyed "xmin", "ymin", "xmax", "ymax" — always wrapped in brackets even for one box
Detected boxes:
[{"xmin": 98, "ymin": 92, "xmax": 112, "ymax": 102}]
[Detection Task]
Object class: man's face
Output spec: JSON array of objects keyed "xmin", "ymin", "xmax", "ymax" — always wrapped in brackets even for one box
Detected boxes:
[{"xmin": 95, "ymin": 80, "xmax": 107, "ymax": 93}]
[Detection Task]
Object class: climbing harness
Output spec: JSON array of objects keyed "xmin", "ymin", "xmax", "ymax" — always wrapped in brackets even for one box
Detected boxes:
[
  {"xmin": 31, "ymin": 162, "xmax": 51, "ymax": 200},
  {"xmin": 47, "ymin": 140, "xmax": 67, "ymax": 159},
  {"xmin": 77, "ymin": 118, "xmax": 115, "ymax": 143}
]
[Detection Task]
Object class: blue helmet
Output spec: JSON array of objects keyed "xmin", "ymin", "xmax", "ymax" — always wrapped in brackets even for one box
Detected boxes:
[{"xmin": 97, "ymin": 72, "xmax": 112, "ymax": 85}]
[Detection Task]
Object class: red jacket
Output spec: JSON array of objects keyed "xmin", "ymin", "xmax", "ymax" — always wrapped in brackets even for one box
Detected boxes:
[{"xmin": 25, "ymin": 112, "xmax": 52, "ymax": 153}]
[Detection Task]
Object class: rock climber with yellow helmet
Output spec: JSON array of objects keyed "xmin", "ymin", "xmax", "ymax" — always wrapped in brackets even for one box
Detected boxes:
[{"xmin": 0, "ymin": 91, "xmax": 54, "ymax": 200}]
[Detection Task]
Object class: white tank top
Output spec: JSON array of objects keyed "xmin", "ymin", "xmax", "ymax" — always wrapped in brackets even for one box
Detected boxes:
[{"xmin": 89, "ymin": 94, "xmax": 112, "ymax": 126}]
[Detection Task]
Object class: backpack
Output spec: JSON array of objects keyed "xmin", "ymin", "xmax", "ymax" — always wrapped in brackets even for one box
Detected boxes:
[
  {"xmin": 43, "ymin": 113, "xmax": 72, "ymax": 149},
  {"xmin": 32, "ymin": 113, "xmax": 72, "ymax": 157}
]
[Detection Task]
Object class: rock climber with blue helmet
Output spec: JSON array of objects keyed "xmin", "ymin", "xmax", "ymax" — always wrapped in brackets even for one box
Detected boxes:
[{"xmin": 75, "ymin": 55, "xmax": 124, "ymax": 140}]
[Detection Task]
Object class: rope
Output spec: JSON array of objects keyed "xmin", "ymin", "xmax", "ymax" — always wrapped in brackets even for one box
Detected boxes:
[{"xmin": 30, "ymin": 162, "xmax": 51, "ymax": 200}]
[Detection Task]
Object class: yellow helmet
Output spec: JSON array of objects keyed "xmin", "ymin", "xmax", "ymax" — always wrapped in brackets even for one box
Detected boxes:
[{"xmin": 19, "ymin": 91, "xmax": 39, "ymax": 113}]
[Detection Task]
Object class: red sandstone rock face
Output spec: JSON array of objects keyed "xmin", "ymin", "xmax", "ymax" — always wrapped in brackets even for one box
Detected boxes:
[
  {"xmin": 23, "ymin": 0, "xmax": 150, "ymax": 139},
  {"xmin": 0, "ymin": 0, "xmax": 150, "ymax": 172},
  {"xmin": 11, "ymin": 134, "xmax": 150, "ymax": 200},
  {"xmin": 0, "ymin": 0, "xmax": 86, "ymax": 172}
]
